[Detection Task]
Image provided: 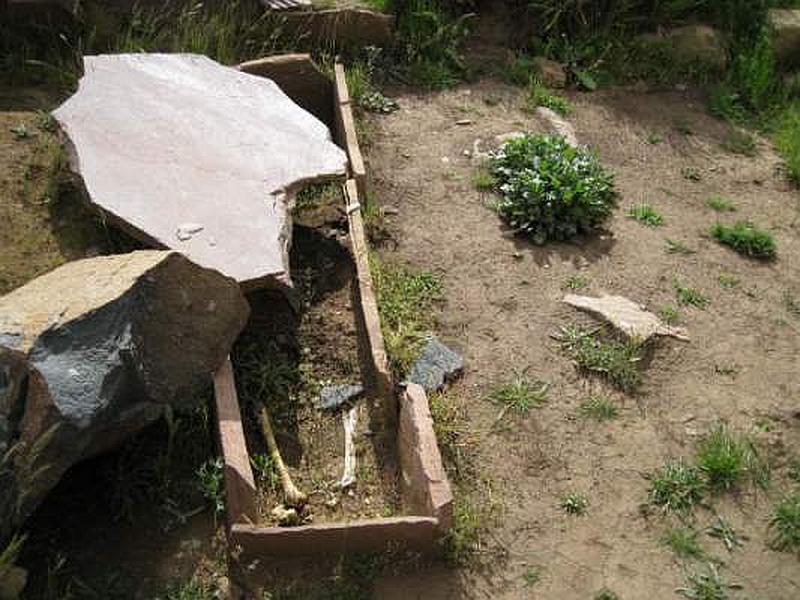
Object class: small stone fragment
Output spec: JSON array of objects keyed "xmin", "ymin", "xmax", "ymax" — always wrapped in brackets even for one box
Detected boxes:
[
  {"xmin": 406, "ymin": 337, "xmax": 465, "ymax": 393},
  {"xmin": 563, "ymin": 293, "xmax": 689, "ymax": 341},
  {"xmin": 318, "ymin": 384, "xmax": 364, "ymax": 411}
]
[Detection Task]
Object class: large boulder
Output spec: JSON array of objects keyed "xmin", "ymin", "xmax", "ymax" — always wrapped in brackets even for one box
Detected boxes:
[
  {"xmin": 53, "ymin": 53, "xmax": 348, "ymax": 290},
  {"xmin": 0, "ymin": 251, "xmax": 249, "ymax": 543},
  {"xmin": 769, "ymin": 9, "xmax": 800, "ymax": 66}
]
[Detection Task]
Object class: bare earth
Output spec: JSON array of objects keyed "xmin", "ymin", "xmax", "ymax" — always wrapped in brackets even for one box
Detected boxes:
[{"xmin": 366, "ymin": 81, "xmax": 800, "ymax": 599}]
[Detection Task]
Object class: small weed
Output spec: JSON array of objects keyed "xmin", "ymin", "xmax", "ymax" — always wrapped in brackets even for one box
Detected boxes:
[
  {"xmin": 646, "ymin": 132, "xmax": 663, "ymax": 145},
  {"xmin": 665, "ymin": 239, "xmax": 695, "ymax": 255},
  {"xmin": 527, "ymin": 77, "xmax": 572, "ymax": 116},
  {"xmin": 663, "ymin": 526, "xmax": 704, "ymax": 560},
  {"xmin": 10, "ymin": 123, "xmax": 30, "ymax": 140},
  {"xmin": 472, "ymin": 168, "xmax": 495, "ymax": 191},
  {"xmin": 769, "ymin": 495, "xmax": 800, "ymax": 553},
  {"xmin": 560, "ymin": 492, "xmax": 589, "ymax": 515},
  {"xmin": 628, "ymin": 204, "xmax": 664, "ymax": 227},
  {"xmin": 675, "ymin": 282, "xmax": 709, "ymax": 309},
  {"xmin": 658, "ymin": 305, "xmax": 681, "ymax": 325},
  {"xmin": 294, "ymin": 182, "xmax": 340, "ymax": 215},
  {"xmin": 594, "ymin": 591, "xmax": 620, "ymax": 600},
  {"xmin": 522, "ymin": 567, "xmax": 542, "ymax": 587},
  {"xmin": 35, "ymin": 110, "xmax": 56, "ymax": 132},
  {"xmin": 559, "ymin": 325, "xmax": 644, "ymax": 392},
  {"xmin": 359, "ymin": 91, "xmax": 400, "ymax": 114},
  {"xmin": 649, "ymin": 460, "xmax": 706, "ymax": 513},
  {"xmin": 196, "ymin": 457, "xmax": 225, "ymax": 515},
  {"xmin": 713, "ymin": 363, "xmax": 739, "ymax": 378},
  {"xmin": 705, "ymin": 196, "xmax": 736, "ymax": 213},
  {"xmin": 563, "ymin": 274, "xmax": 590, "ymax": 291},
  {"xmin": 711, "ymin": 221, "xmax": 776, "ymax": 260},
  {"xmin": 676, "ymin": 563, "xmax": 740, "ymax": 600},
  {"xmin": 249, "ymin": 453, "xmax": 279, "ymax": 492},
  {"xmin": 345, "ymin": 61, "xmax": 371, "ymax": 104},
  {"xmin": 706, "ymin": 516, "xmax": 745, "ymax": 552},
  {"xmin": 579, "ymin": 396, "xmax": 620, "ymax": 421},
  {"xmin": 721, "ymin": 129, "xmax": 757, "ymax": 156},
  {"xmin": 681, "ymin": 166, "xmax": 702, "ymax": 182},
  {"xmin": 695, "ymin": 425, "xmax": 768, "ymax": 492},
  {"xmin": 489, "ymin": 376, "xmax": 549, "ymax": 415},
  {"xmin": 718, "ymin": 272, "xmax": 739, "ymax": 289}
]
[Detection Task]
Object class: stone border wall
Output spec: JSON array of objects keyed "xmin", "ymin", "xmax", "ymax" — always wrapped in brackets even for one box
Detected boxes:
[{"xmin": 214, "ymin": 57, "xmax": 452, "ymax": 557}]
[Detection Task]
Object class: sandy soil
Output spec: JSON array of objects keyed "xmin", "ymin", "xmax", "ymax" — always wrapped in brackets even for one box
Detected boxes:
[{"xmin": 365, "ymin": 80, "xmax": 800, "ymax": 599}]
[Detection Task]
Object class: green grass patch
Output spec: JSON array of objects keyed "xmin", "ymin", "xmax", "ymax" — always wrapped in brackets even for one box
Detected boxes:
[
  {"xmin": 769, "ymin": 495, "xmax": 800, "ymax": 554},
  {"xmin": 710, "ymin": 221, "xmax": 776, "ymax": 260},
  {"xmin": 649, "ymin": 460, "xmax": 706, "ymax": 513},
  {"xmin": 444, "ymin": 497, "xmax": 486, "ymax": 566},
  {"xmin": 563, "ymin": 274, "xmax": 590, "ymax": 291},
  {"xmin": 559, "ymin": 325, "xmax": 644, "ymax": 392},
  {"xmin": 628, "ymin": 204, "xmax": 664, "ymax": 227},
  {"xmin": 695, "ymin": 425, "xmax": 768, "ymax": 492},
  {"xmin": 658, "ymin": 305, "xmax": 681, "ymax": 325},
  {"xmin": 522, "ymin": 567, "xmax": 542, "ymax": 587},
  {"xmin": 705, "ymin": 196, "xmax": 737, "ymax": 213},
  {"xmin": 663, "ymin": 526, "xmax": 704, "ymax": 560},
  {"xmin": 579, "ymin": 396, "xmax": 620, "ymax": 421},
  {"xmin": 594, "ymin": 591, "xmax": 620, "ymax": 600},
  {"xmin": 370, "ymin": 255, "xmax": 443, "ymax": 373},
  {"xmin": 676, "ymin": 563, "xmax": 738, "ymax": 600},
  {"xmin": 675, "ymin": 282, "xmax": 709, "ymax": 309},
  {"xmin": 721, "ymin": 129, "xmax": 757, "ymax": 156},
  {"xmin": 489, "ymin": 376, "xmax": 549, "ymax": 416},
  {"xmin": 560, "ymin": 492, "xmax": 589, "ymax": 515},
  {"xmin": 681, "ymin": 166, "xmax": 702, "ymax": 182}
]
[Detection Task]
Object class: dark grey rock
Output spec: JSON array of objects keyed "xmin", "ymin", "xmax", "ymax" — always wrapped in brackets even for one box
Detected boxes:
[
  {"xmin": 406, "ymin": 337, "xmax": 464, "ymax": 393},
  {"xmin": 319, "ymin": 384, "xmax": 364, "ymax": 411},
  {"xmin": 0, "ymin": 251, "xmax": 249, "ymax": 546}
]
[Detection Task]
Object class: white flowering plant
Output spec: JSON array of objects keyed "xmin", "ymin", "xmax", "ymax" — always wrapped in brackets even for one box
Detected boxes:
[{"xmin": 489, "ymin": 134, "xmax": 617, "ymax": 244}]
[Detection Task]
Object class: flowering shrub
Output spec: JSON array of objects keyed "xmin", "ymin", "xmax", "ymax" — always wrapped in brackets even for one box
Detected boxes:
[{"xmin": 489, "ymin": 134, "xmax": 617, "ymax": 244}]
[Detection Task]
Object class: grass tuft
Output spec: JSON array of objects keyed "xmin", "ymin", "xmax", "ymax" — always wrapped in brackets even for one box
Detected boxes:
[
  {"xmin": 663, "ymin": 526, "xmax": 704, "ymax": 560},
  {"xmin": 560, "ymin": 492, "xmax": 589, "ymax": 515},
  {"xmin": 695, "ymin": 425, "xmax": 768, "ymax": 492},
  {"xmin": 769, "ymin": 495, "xmax": 800, "ymax": 554},
  {"xmin": 774, "ymin": 103, "xmax": 800, "ymax": 186},
  {"xmin": 675, "ymin": 282, "xmax": 709, "ymax": 309},
  {"xmin": 705, "ymin": 196, "xmax": 737, "ymax": 213},
  {"xmin": 628, "ymin": 204, "xmax": 664, "ymax": 227},
  {"xmin": 579, "ymin": 396, "xmax": 620, "ymax": 421},
  {"xmin": 559, "ymin": 325, "xmax": 644, "ymax": 392},
  {"xmin": 676, "ymin": 563, "xmax": 738, "ymax": 600},
  {"xmin": 527, "ymin": 77, "xmax": 572, "ymax": 116},
  {"xmin": 658, "ymin": 305, "xmax": 681, "ymax": 325},
  {"xmin": 649, "ymin": 460, "xmax": 706, "ymax": 513},
  {"xmin": 718, "ymin": 272, "xmax": 739, "ymax": 289},
  {"xmin": 471, "ymin": 168, "xmax": 495, "ymax": 191},
  {"xmin": 489, "ymin": 376, "xmax": 549, "ymax": 415},
  {"xmin": 710, "ymin": 221, "xmax": 776, "ymax": 260}
]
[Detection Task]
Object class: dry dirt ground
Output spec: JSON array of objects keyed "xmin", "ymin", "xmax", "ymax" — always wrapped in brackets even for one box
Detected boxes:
[{"xmin": 365, "ymin": 81, "xmax": 800, "ymax": 599}]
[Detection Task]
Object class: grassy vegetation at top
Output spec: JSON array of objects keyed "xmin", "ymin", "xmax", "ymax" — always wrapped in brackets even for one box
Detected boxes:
[
  {"xmin": 769, "ymin": 495, "xmax": 800, "ymax": 553},
  {"xmin": 370, "ymin": 254, "xmax": 443, "ymax": 373},
  {"xmin": 489, "ymin": 134, "xmax": 617, "ymax": 245},
  {"xmin": 663, "ymin": 526, "xmax": 704, "ymax": 560},
  {"xmin": 579, "ymin": 396, "xmax": 620, "ymax": 421},
  {"xmin": 649, "ymin": 460, "xmax": 706, "ymax": 513},
  {"xmin": 559, "ymin": 325, "xmax": 644, "ymax": 392},
  {"xmin": 560, "ymin": 492, "xmax": 589, "ymax": 515},
  {"xmin": 710, "ymin": 221, "xmax": 776, "ymax": 259}
]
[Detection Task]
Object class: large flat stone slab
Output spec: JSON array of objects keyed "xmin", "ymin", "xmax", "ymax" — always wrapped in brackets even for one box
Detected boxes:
[{"xmin": 53, "ymin": 53, "xmax": 348, "ymax": 288}]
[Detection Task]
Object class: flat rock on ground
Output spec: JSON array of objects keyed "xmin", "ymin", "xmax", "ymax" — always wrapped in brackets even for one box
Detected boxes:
[
  {"xmin": 318, "ymin": 383, "xmax": 364, "ymax": 411},
  {"xmin": 406, "ymin": 337, "xmax": 464, "ymax": 393},
  {"xmin": 0, "ymin": 251, "xmax": 249, "ymax": 544},
  {"xmin": 53, "ymin": 53, "xmax": 348, "ymax": 289},
  {"xmin": 563, "ymin": 293, "xmax": 688, "ymax": 341}
]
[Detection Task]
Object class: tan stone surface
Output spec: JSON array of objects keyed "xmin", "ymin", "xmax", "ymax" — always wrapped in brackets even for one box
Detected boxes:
[
  {"xmin": 53, "ymin": 53, "xmax": 348, "ymax": 288},
  {"xmin": 563, "ymin": 293, "xmax": 689, "ymax": 341}
]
